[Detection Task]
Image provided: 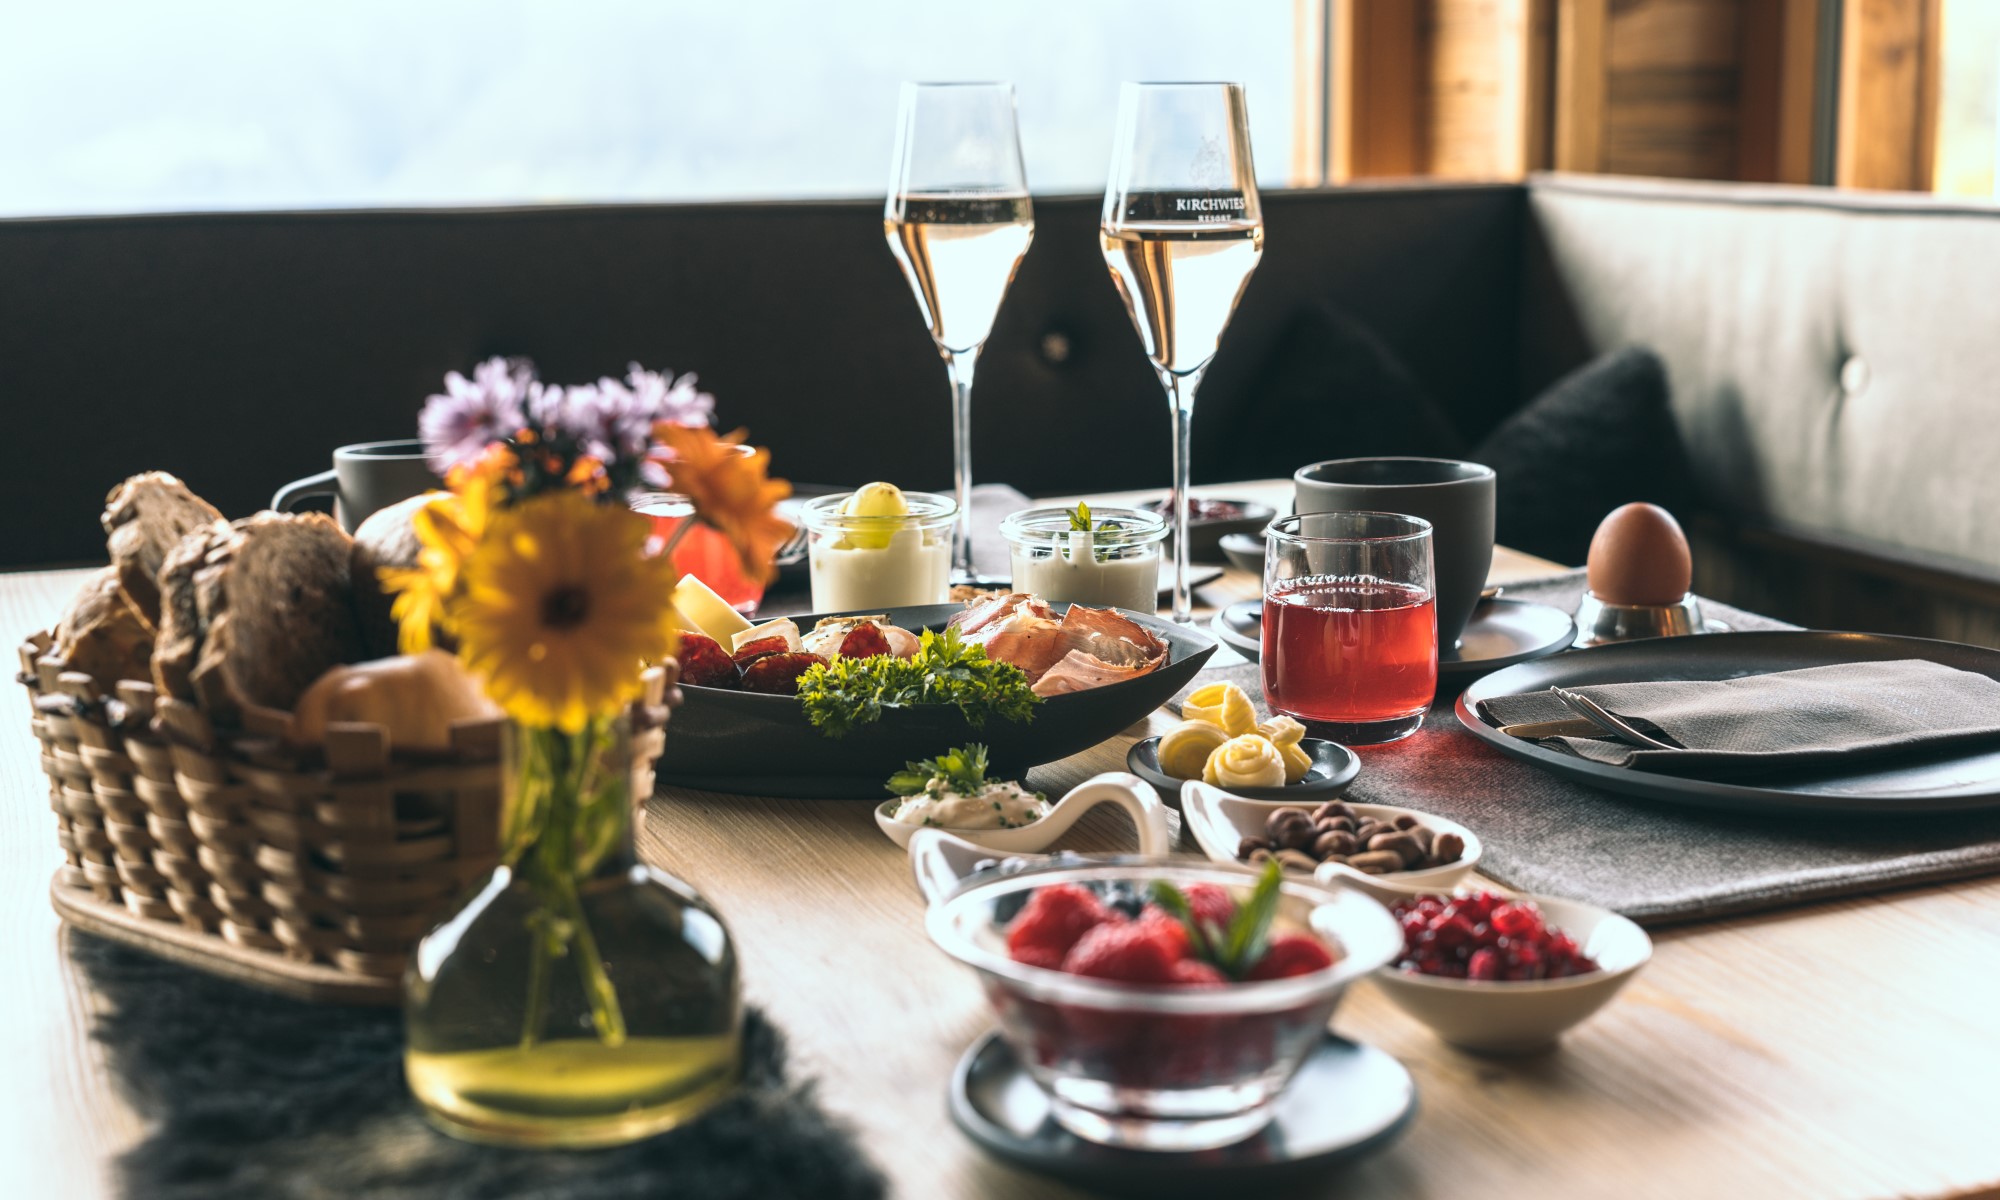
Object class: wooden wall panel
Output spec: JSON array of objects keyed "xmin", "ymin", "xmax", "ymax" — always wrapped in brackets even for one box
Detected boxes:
[
  {"xmin": 1600, "ymin": 0, "xmax": 1746, "ymax": 179},
  {"xmin": 1424, "ymin": 0, "xmax": 1554, "ymax": 178},
  {"xmin": 1836, "ymin": 0, "xmax": 1942, "ymax": 190}
]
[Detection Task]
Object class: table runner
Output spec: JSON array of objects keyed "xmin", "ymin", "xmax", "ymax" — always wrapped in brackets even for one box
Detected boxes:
[
  {"xmin": 74, "ymin": 933, "xmax": 884, "ymax": 1200},
  {"xmin": 1177, "ymin": 572, "xmax": 2000, "ymax": 925}
]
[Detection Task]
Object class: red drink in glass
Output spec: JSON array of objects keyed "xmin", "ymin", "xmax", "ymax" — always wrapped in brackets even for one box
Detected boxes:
[
  {"xmin": 1262, "ymin": 579, "xmax": 1438, "ymax": 728},
  {"xmin": 633, "ymin": 494, "xmax": 766, "ymax": 614}
]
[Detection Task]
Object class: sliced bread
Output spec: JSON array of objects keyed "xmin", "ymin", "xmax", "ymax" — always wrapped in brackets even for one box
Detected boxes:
[
  {"xmin": 53, "ymin": 566, "xmax": 156, "ymax": 695},
  {"xmin": 102, "ymin": 472, "xmax": 224, "ymax": 626},
  {"xmin": 188, "ymin": 512, "xmax": 365, "ymax": 721}
]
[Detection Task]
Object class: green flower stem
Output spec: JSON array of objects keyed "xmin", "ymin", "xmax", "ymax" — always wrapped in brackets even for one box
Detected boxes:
[{"xmin": 507, "ymin": 717, "xmax": 629, "ymax": 1052}]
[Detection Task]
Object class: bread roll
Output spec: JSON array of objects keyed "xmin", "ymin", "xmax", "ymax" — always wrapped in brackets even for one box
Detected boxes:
[
  {"xmin": 152, "ymin": 521, "xmax": 232, "ymax": 703},
  {"xmin": 290, "ymin": 649, "xmax": 500, "ymax": 754},
  {"xmin": 102, "ymin": 472, "xmax": 224, "ymax": 626},
  {"xmin": 349, "ymin": 491, "xmax": 442, "ymax": 660},
  {"xmin": 53, "ymin": 566, "xmax": 155, "ymax": 695}
]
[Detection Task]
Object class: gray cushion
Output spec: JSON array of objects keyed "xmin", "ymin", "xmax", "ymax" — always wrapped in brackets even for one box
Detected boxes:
[{"xmin": 1523, "ymin": 174, "xmax": 2000, "ymax": 574}]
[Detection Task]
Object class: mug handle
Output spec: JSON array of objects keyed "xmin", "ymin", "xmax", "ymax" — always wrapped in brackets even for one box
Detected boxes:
[{"xmin": 271, "ymin": 469, "xmax": 338, "ymax": 513}]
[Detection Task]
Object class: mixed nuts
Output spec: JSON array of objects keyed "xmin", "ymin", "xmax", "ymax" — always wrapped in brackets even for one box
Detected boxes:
[{"xmin": 1236, "ymin": 801, "xmax": 1465, "ymax": 876}]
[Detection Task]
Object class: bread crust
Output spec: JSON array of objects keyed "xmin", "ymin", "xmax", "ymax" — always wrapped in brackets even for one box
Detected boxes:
[
  {"xmin": 102, "ymin": 472, "xmax": 223, "ymax": 626},
  {"xmin": 349, "ymin": 491, "xmax": 438, "ymax": 660},
  {"xmin": 152, "ymin": 521, "xmax": 231, "ymax": 703}
]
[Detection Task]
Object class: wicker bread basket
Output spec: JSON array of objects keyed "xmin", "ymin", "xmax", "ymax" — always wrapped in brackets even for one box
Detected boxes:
[{"xmin": 20, "ymin": 630, "xmax": 667, "ymax": 1002}]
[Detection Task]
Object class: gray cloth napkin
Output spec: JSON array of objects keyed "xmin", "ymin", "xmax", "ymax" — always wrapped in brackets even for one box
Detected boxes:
[{"xmin": 1479, "ymin": 659, "xmax": 2000, "ymax": 774}]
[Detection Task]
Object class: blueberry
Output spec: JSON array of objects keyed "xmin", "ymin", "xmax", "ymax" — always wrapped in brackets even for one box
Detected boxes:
[{"xmin": 1098, "ymin": 881, "xmax": 1146, "ymax": 920}]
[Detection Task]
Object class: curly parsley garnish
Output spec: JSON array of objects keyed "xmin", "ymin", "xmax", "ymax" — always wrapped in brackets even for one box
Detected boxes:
[
  {"xmin": 886, "ymin": 743, "xmax": 991, "ymax": 797},
  {"xmin": 797, "ymin": 627, "xmax": 1041, "ymax": 737}
]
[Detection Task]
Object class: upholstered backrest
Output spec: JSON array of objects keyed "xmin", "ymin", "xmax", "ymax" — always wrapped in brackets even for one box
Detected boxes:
[
  {"xmin": 1522, "ymin": 173, "xmax": 2000, "ymax": 579},
  {"xmin": 0, "ymin": 184, "xmax": 1523, "ymax": 568}
]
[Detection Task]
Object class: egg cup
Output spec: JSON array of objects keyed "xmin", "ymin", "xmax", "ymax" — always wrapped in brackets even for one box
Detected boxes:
[{"xmin": 1572, "ymin": 590, "xmax": 1722, "ymax": 648}]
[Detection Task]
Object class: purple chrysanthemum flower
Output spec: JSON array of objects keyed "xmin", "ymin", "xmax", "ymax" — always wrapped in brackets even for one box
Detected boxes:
[
  {"xmin": 598, "ymin": 364, "xmax": 715, "ymax": 465},
  {"xmin": 418, "ymin": 357, "xmax": 534, "ymax": 474},
  {"xmin": 526, "ymin": 379, "xmax": 617, "ymax": 458}
]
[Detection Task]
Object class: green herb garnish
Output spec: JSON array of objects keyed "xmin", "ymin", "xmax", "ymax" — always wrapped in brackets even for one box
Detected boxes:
[
  {"xmin": 1148, "ymin": 861, "xmax": 1284, "ymax": 980},
  {"xmin": 797, "ymin": 627, "xmax": 1041, "ymax": 738},
  {"xmin": 1065, "ymin": 502, "xmax": 1115, "ymax": 563},
  {"xmin": 886, "ymin": 743, "xmax": 990, "ymax": 797}
]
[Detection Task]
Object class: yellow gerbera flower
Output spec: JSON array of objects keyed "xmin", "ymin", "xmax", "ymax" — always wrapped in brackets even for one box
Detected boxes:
[
  {"xmin": 452, "ymin": 490, "xmax": 680, "ymax": 733},
  {"xmin": 384, "ymin": 477, "xmax": 499, "ymax": 654}
]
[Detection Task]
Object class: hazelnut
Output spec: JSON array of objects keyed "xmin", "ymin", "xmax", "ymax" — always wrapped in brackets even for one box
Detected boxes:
[
  {"xmin": 1236, "ymin": 835, "xmax": 1272, "ymax": 860},
  {"xmin": 1274, "ymin": 849, "xmax": 1319, "ymax": 874},
  {"xmin": 1312, "ymin": 801, "xmax": 1354, "ymax": 823},
  {"xmin": 1313, "ymin": 829, "xmax": 1359, "ymax": 858},
  {"xmin": 1346, "ymin": 850, "xmax": 1405, "ymax": 875},
  {"xmin": 1430, "ymin": 832, "xmax": 1466, "ymax": 865},
  {"xmin": 1368, "ymin": 831, "xmax": 1425, "ymax": 867}
]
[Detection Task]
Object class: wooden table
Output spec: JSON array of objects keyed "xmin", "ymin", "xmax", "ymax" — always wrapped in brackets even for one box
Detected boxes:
[{"xmin": 5, "ymin": 481, "xmax": 1999, "ymax": 1200}]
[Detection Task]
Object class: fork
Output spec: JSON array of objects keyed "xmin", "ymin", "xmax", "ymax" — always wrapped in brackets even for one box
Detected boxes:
[{"xmin": 1549, "ymin": 687, "xmax": 1677, "ymax": 751}]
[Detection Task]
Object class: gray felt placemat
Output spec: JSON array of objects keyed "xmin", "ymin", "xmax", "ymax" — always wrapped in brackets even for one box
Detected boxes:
[{"xmin": 1178, "ymin": 572, "xmax": 2000, "ymax": 925}]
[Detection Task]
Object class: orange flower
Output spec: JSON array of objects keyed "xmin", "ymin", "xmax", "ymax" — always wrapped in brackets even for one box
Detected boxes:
[{"xmin": 652, "ymin": 423, "xmax": 793, "ymax": 586}]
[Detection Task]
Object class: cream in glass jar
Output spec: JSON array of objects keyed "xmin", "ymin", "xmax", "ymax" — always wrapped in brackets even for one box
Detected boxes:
[
  {"xmin": 1000, "ymin": 505, "xmax": 1167, "ymax": 613},
  {"xmin": 802, "ymin": 485, "xmax": 955, "ymax": 612}
]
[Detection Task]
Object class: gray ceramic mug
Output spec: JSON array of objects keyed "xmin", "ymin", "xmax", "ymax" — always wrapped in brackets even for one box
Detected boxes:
[
  {"xmin": 1294, "ymin": 457, "xmax": 1496, "ymax": 650},
  {"xmin": 271, "ymin": 439, "xmax": 439, "ymax": 531}
]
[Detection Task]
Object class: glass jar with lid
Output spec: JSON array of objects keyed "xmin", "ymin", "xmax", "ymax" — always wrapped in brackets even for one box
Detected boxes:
[{"xmin": 800, "ymin": 489, "xmax": 956, "ymax": 611}]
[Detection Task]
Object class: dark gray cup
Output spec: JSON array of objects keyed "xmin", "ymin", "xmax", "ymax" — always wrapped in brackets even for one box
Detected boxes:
[
  {"xmin": 271, "ymin": 439, "xmax": 439, "ymax": 531},
  {"xmin": 1294, "ymin": 457, "xmax": 1496, "ymax": 650}
]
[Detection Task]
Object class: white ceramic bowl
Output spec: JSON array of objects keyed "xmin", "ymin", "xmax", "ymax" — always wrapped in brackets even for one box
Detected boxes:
[
  {"xmin": 1368, "ymin": 888, "xmax": 1652, "ymax": 1053},
  {"xmin": 1179, "ymin": 780, "xmax": 1482, "ymax": 901},
  {"xmin": 876, "ymin": 771, "xmax": 1173, "ymax": 857}
]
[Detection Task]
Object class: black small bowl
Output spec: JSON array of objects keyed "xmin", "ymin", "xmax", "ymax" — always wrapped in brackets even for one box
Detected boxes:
[
  {"xmin": 1139, "ymin": 498, "xmax": 1276, "ymax": 564},
  {"xmin": 659, "ymin": 604, "xmax": 1216, "ymax": 798},
  {"xmin": 1218, "ymin": 530, "xmax": 1267, "ymax": 575},
  {"xmin": 1127, "ymin": 735, "xmax": 1360, "ymax": 801}
]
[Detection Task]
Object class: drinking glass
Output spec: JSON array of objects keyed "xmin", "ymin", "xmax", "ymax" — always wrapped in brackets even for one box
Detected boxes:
[
  {"xmin": 886, "ymin": 81, "xmax": 1035, "ymax": 586},
  {"xmin": 1102, "ymin": 81, "xmax": 1263, "ymax": 623},
  {"xmin": 631, "ymin": 492, "xmax": 766, "ymax": 615},
  {"xmin": 1263, "ymin": 512, "xmax": 1438, "ymax": 744}
]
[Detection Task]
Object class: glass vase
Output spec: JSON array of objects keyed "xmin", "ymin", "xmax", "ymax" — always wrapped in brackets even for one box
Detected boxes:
[{"xmin": 404, "ymin": 713, "xmax": 742, "ymax": 1148}]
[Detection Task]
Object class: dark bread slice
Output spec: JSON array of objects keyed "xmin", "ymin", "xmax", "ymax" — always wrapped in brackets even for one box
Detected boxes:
[
  {"xmin": 188, "ymin": 512, "xmax": 364, "ymax": 722},
  {"xmin": 151, "ymin": 521, "xmax": 232, "ymax": 703},
  {"xmin": 349, "ymin": 491, "xmax": 439, "ymax": 660},
  {"xmin": 102, "ymin": 472, "xmax": 224, "ymax": 626},
  {"xmin": 53, "ymin": 566, "xmax": 156, "ymax": 695}
]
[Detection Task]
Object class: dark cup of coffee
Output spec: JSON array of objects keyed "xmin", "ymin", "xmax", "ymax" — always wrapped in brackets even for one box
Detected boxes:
[
  {"xmin": 271, "ymin": 439, "xmax": 439, "ymax": 531},
  {"xmin": 1293, "ymin": 457, "xmax": 1496, "ymax": 650}
]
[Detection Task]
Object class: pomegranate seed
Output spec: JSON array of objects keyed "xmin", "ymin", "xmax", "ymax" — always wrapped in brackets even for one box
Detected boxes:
[{"xmin": 1390, "ymin": 892, "xmax": 1600, "ymax": 983}]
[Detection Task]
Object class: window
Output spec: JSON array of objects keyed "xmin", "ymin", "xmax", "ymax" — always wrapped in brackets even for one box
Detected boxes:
[
  {"xmin": 1934, "ymin": 0, "xmax": 2000, "ymax": 196},
  {"xmin": 0, "ymin": 1, "xmax": 1298, "ymax": 217}
]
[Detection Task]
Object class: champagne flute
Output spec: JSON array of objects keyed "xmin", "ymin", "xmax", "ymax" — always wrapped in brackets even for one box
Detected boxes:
[
  {"xmin": 885, "ymin": 81, "xmax": 1035, "ymax": 586},
  {"xmin": 1101, "ymin": 82, "xmax": 1263, "ymax": 623}
]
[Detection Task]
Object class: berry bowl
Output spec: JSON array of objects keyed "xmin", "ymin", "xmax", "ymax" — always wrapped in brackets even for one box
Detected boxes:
[
  {"xmin": 912, "ymin": 832, "xmax": 1402, "ymax": 1151},
  {"xmin": 1368, "ymin": 888, "xmax": 1652, "ymax": 1054}
]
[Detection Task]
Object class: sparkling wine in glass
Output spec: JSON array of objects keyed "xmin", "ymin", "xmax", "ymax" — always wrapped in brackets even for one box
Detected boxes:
[
  {"xmin": 1102, "ymin": 82, "xmax": 1263, "ymax": 623},
  {"xmin": 886, "ymin": 82, "xmax": 1035, "ymax": 586}
]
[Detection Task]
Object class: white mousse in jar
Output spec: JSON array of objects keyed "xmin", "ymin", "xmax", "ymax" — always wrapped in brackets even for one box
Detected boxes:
[
  {"xmin": 802, "ymin": 484, "xmax": 956, "ymax": 612},
  {"xmin": 1000, "ymin": 505, "xmax": 1167, "ymax": 614}
]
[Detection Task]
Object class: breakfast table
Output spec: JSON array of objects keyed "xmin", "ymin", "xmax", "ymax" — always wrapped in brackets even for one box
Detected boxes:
[{"xmin": 5, "ymin": 478, "xmax": 1999, "ymax": 1200}]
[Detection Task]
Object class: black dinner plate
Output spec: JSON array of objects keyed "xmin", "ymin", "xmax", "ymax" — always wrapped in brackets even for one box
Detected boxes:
[
  {"xmin": 1456, "ymin": 630, "xmax": 2000, "ymax": 816},
  {"xmin": 1212, "ymin": 598, "xmax": 1576, "ymax": 679},
  {"xmin": 1127, "ymin": 736, "xmax": 1360, "ymax": 801},
  {"xmin": 949, "ymin": 1031, "xmax": 1416, "ymax": 1197},
  {"xmin": 658, "ymin": 603, "xmax": 1215, "ymax": 798}
]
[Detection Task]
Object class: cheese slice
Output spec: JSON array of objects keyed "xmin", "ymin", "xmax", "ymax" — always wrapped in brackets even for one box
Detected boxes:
[{"xmin": 669, "ymin": 576, "xmax": 753, "ymax": 645}]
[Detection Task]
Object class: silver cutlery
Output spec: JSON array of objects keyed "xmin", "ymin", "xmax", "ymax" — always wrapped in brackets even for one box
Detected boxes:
[{"xmin": 1549, "ymin": 686, "xmax": 1677, "ymax": 750}]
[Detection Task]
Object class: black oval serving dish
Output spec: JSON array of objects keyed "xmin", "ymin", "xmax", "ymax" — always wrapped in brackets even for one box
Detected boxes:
[{"xmin": 657, "ymin": 603, "xmax": 1217, "ymax": 798}]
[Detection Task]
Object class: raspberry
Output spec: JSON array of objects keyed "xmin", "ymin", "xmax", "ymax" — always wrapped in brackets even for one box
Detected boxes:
[
  {"xmin": 1005, "ymin": 884, "xmax": 1112, "ymax": 968},
  {"xmin": 1169, "ymin": 959, "xmax": 1228, "ymax": 986},
  {"xmin": 1060, "ymin": 920, "xmax": 1184, "ymax": 983},
  {"xmin": 1183, "ymin": 882, "xmax": 1235, "ymax": 932},
  {"xmin": 1244, "ymin": 933, "xmax": 1337, "ymax": 980},
  {"xmin": 1136, "ymin": 909, "xmax": 1191, "ymax": 959}
]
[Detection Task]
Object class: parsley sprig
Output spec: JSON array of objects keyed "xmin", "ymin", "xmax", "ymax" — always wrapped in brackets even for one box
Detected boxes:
[
  {"xmin": 796, "ymin": 627, "xmax": 1041, "ymax": 737},
  {"xmin": 1148, "ymin": 861, "xmax": 1285, "ymax": 980},
  {"xmin": 886, "ymin": 743, "xmax": 990, "ymax": 797}
]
